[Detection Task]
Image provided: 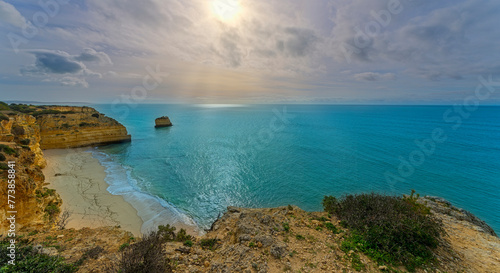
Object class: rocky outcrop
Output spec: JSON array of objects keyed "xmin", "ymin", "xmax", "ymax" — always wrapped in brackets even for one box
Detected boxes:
[
  {"xmin": 155, "ymin": 116, "xmax": 172, "ymax": 128},
  {"xmin": 0, "ymin": 105, "xmax": 131, "ymax": 233},
  {"xmin": 37, "ymin": 106, "xmax": 131, "ymax": 149},
  {"xmin": 0, "ymin": 115, "xmax": 61, "ymax": 233}
]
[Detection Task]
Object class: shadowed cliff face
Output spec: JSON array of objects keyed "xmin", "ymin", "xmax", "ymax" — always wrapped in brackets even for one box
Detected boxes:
[{"xmin": 36, "ymin": 106, "xmax": 131, "ymax": 149}]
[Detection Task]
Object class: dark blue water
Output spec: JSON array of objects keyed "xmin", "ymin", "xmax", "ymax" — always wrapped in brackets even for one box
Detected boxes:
[{"xmin": 92, "ymin": 104, "xmax": 500, "ymax": 233}]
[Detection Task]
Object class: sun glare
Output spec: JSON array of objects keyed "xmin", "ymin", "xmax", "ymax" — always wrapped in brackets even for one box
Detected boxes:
[{"xmin": 212, "ymin": 0, "xmax": 241, "ymax": 22}]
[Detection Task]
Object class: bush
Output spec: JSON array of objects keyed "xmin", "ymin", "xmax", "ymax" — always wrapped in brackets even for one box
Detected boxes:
[
  {"xmin": 119, "ymin": 230, "xmax": 172, "ymax": 273},
  {"xmin": 92, "ymin": 113, "xmax": 100, "ymax": 118},
  {"xmin": 0, "ymin": 101, "xmax": 10, "ymax": 110},
  {"xmin": 20, "ymin": 139, "xmax": 30, "ymax": 145},
  {"xmin": 200, "ymin": 238, "xmax": 218, "ymax": 250},
  {"xmin": 44, "ymin": 204, "xmax": 60, "ymax": 222},
  {"xmin": 0, "ymin": 145, "xmax": 17, "ymax": 156},
  {"xmin": 323, "ymin": 192, "xmax": 444, "ymax": 271},
  {"xmin": 0, "ymin": 153, "xmax": 5, "ymax": 161},
  {"xmin": 0, "ymin": 239, "xmax": 77, "ymax": 272},
  {"xmin": 0, "ymin": 114, "xmax": 9, "ymax": 121},
  {"xmin": 0, "ymin": 163, "xmax": 8, "ymax": 170},
  {"xmin": 183, "ymin": 240, "xmax": 193, "ymax": 247}
]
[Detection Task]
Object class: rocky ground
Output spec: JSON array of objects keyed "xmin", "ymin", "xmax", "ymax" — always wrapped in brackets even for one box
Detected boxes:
[{"xmin": 16, "ymin": 201, "xmax": 499, "ymax": 273}]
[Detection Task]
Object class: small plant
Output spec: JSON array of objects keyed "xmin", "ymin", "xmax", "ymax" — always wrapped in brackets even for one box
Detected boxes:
[
  {"xmin": 200, "ymin": 238, "xmax": 218, "ymax": 250},
  {"xmin": 119, "ymin": 243, "xmax": 130, "ymax": 251},
  {"xmin": 19, "ymin": 139, "xmax": 30, "ymax": 145},
  {"xmin": 183, "ymin": 240, "xmax": 193, "ymax": 247},
  {"xmin": 315, "ymin": 226, "xmax": 323, "ymax": 231},
  {"xmin": 249, "ymin": 242, "xmax": 256, "ymax": 247},
  {"xmin": 175, "ymin": 228, "xmax": 192, "ymax": 242},
  {"xmin": 44, "ymin": 203, "xmax": 60, "ymax": 223},
  {"xmin": 324, "ymin": 222, "xmax": 341, "ymax": 234},
  {"xmin": 0, "ymin": 153, "xmax": 5, "ymax": 161},
  {"xmin": 92, "ymin": 113, "xmax": 100, "ymax": 118},
  {"xmin": 0, "ymin": 145, "xmax": 17, "ymax": 156},
  {"xmin": 287, "ymin": 204, "xmax": 294, "ymax": 210},
  {"xmin": 282, "ymin": 222, "xmax": 290, "ymax": 232},
  {"xmin": 295, "ymin": 234, "xmax": 305, "ymax": 240}
]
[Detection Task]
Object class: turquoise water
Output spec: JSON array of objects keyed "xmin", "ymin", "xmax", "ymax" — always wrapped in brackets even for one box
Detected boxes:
[{"xmin": 92, "ymin": 104, "xmax": 500, "ymax": 233}]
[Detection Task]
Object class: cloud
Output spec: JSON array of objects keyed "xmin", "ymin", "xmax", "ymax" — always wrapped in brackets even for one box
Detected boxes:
[
  {"xmin": 43, "ymin": 76, "xmax": 89, "ymax": 88},
  {"xmin": 20, "ymin": 49, "xmax": 110, "ymax": 87},
  {"xmin": 353, "ymin": 72, "xmax": 396, "ymax": 81},
  {"xmin": 75, "ymin": 48, "xmax": 113, "ymax": 65},
  {"xmin": 0, "ymin": 1, "xmax": 27, "ymax": 28},
  {"xmin": 23, "ymin": 50, "xmax": 84, "ymax": 74}
]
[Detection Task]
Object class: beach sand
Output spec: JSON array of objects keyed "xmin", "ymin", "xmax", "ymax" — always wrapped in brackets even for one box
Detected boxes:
[{"xmin": 43, "ymin": 148, "xmax": 143, "ymax": 237}]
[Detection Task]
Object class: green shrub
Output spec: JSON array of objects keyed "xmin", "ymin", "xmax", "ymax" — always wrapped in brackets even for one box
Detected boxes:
[
  {"xmin": 0, "ymin": 239, "xmax": 77, "ymax": 272},
  {"xmin": 0, "ymin": 101, "xmax": 10, "ymax": 110},
  {"xmin": 323, "ymin": 193, "xmax": 444, "ymax": 271},
  {"xmin": 200, "ymin": 238, "xmax": 218, "ymax": 250},
  {"xmin": 175, "ymin": 228, "xmax": 192, "ymax": 242},
  {"xmin": 157, "ymin": 224, "xmax": 176, "ymax": 242},
  {"xmin": 295, "ymin": 234, "xmax": 305, "ymax": 240},
  {"xmin": 282, "ymin": 222, "xmax": 290, "ymax": 232},
  {"xmin": 119, "ymin": 243, "xmax": 130, "ymax": 251},
  {"xmin": 0, "ymin": 114, "xmax": 9, "ymax": 121},
  {"xmin": 183, "ymin": 240, "xmax": 193, "ymax": 247},
  {"xmin": 20, "ymin": 139, "xmax": 30, "ymax": 145},
  {"xmin": 0, "ymin": 145, "xmax": 17, "ymax": 156},
  {"xmin": 0, "ymin": 163, "xmax": 8, "ymax": 170},
  {"xmin": 79, "ymin": 122, "xmax": 91, "ymax": 127},
  {"xmin": 0, "ymin": 153, "xmax": 5, "ymax": 161},
  {"xmin": 324, "ymin": 222, "xmax": 341, "ymax": 234},
  {"xmin": 92, "ymin": 113, "xmax": 100, "ymax": 118},
  {"xmin": 44, "ymin": 204, "xmax": 60, "ymax": 222}
]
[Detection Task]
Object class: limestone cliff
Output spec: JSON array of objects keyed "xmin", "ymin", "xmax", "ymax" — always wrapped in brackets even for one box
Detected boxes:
[
  {"xmin": 0, "ymin": 105, "xmax": 131, "ymax": 233},
  {"xmin": 37, "ymin": 106, "xmax": 131, "ymax": 149},
  {"xmin": 0, "ymin": 115, "xmax": 60, "ymax": 233}
]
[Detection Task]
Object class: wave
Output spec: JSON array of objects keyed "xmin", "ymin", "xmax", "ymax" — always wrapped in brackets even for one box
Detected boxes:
[{"xmin": 90, "ymin": 149, "xmax": 201, "ymax": 235}]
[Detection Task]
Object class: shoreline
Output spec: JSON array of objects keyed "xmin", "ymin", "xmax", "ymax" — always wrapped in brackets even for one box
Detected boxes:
[
  {"xmin": 43, "ymin": 148, "xmax": 200, "ymax": 237},
  {"xmin": 43, "ymin": 148, "xmax": 143, "ymax": 237}
]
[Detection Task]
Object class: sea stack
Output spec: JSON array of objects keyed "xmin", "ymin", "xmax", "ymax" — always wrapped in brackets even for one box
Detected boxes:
[{"xmin": 155, "ymin": 116, "xmax": 173, "ymax": 128}]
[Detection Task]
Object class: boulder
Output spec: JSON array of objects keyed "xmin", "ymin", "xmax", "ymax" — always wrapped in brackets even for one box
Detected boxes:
[{"xmin": 155, "ymin": 116, "xmax": 173, "ymax": 128}]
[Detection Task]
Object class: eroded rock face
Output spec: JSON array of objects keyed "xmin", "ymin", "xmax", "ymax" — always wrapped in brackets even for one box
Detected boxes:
[
  {"xmin": 0, "ymin": 115, "xmax": 61, "ymax": 233},
  {"xmin": 37, "ymin": 106, "xmax": 131, "ymax": 149},
  {"xmin": 155, "ymin": 116, "xmax": 172, "ymax": 128}
]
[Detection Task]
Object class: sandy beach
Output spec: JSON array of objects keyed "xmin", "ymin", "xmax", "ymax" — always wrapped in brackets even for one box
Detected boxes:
[{"xmin": 43, "ymin": 148, "xmax": 143, "ymax": 236}]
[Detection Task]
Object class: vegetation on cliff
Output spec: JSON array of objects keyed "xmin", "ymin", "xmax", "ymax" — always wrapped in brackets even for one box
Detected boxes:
[{"xmin": 323, "ymin": 191, "xmax": 445, "ymax": 271}]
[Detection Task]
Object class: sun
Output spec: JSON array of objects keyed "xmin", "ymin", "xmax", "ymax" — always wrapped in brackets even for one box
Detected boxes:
[{"xmin": 211, "ymin": 0, "xmax": 241, "ymax": 22}]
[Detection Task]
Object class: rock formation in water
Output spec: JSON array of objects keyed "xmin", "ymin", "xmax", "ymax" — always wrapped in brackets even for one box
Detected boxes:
[{"xmin": 155, "ymin": 116, "xmax": 173, "ymax": 128}]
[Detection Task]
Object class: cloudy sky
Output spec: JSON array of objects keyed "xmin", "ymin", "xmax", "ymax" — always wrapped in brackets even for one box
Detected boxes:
[{"xmin": 0, "ymin": 0, "xmax": 499, "ymax": 104}]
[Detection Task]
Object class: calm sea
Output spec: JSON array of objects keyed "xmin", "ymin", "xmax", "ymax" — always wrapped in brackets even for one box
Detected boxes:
[{"xmin": 91, "ymin": 104, "xmax": 500, "ymax": 233}]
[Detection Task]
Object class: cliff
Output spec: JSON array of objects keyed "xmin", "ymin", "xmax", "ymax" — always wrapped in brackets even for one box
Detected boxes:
[
  {"xmin": 13, "ymin": 203, "xmax": 500, "ymax": 273},
  {"xmin": 0, "ymin": 104, "xmax": 131, "ymax": 234},
  {"xmin": 36, "ymin": 106, "xmax": 131, "ymax": 149},
  {"xmin": 0, "ymin": 114, "xmax": 61, "ymax": 233}
]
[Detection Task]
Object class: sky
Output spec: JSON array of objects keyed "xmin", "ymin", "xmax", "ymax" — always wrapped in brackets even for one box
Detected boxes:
[{"xmin": 0, "ymin": 0, "xmax": 500, "ymax": 104}]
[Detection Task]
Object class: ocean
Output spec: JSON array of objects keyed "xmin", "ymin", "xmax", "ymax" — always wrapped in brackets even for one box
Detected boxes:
[{"xmin": 91, "ymin": 104, "xmax": 500, "ymax": 233}]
